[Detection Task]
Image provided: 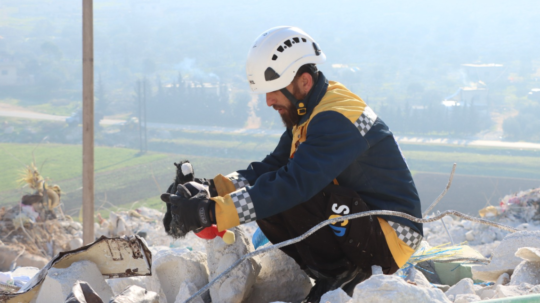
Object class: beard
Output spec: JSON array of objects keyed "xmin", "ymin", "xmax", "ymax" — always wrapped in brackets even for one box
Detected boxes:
[
  {"xmin": 276, "ymin": 102, "xmax": 300, "ymax": 129},
  {"xmin": 276, "ymin": 81, "xmax": 305, "ymax": 128}
]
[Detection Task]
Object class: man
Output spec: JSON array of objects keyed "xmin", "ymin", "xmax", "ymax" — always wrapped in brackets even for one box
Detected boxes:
[{"xmin": 161, "ymin": 26, "xmax": 423, "ymax": 302}]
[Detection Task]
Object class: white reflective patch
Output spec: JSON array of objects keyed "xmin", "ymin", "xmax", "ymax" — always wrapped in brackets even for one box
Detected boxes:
[{"xmin": 181, "ymin": 162, "xmax": 193, "ymax": 176}]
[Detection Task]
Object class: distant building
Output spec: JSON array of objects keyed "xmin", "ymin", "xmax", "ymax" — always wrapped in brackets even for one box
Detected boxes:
[
  {"xmin": 0, "ymin": 58, "xmax": 18, "ymax": 86},
  {"xmin": 529, "ymin": 88, "xmax": 540, "ymax": 102},
  {"xmin": 461, "ymin": 63, "xmax": 504, "ymax": 83}
]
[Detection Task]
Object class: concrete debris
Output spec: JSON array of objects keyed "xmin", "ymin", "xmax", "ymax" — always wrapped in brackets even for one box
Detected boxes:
[
  {"xmin": 320, "ymin": 288, "xmax": 352, "ymax": 303},
  {"xmin": 351, "ymin": 273, "xmax": 452, "ymax": 303},
  {"xmin": 404, "ymin": 267, "xmax": 431, "ymax": 288},
  {"xmin": 174, "ymin": 282, "xmax": 204, "ymax": 303},
  {"xmin": 107, "ymin": 276, "xmax": 167, "ymax": 303},
  {"xmin": 509, "ymin": 247, "xmax": 540, "ymax": 286},
  {"xmin": 493, "ymin": 283, "xmax": 540, "ymax": 299},
  {"xmin": 445, "ymin": 278, "xmax": 476, "ymax": 299},
  {"xmin": 153, "ymin": 249, "xmax": 209, "ymax": 303},
  {"xmin": 453, "ymin": 294, "xmax": 481, "ymax": 303},
  {"xmin": 110, "ymin": 285, "xmax": 159, "ymax": 303},
  {"xmin": 35, "ymin": 260, "xmax": 113, "ymax": 303},
  {"xmin": 245, "ymin": 246, "xmax": 311, "ymax": 303},
  {"xmin": 495, "ymin": 273, "xmax": 510, "ymax": 286},
  {"xmin": 64, "ymin": 281, "xmax": 104, "ymax": 303},
  {"xmin": 472, "ymin": 231, "xmax": 540, "ymax": 282},
  {"xmin": 206, "ymin": 227, "xmax": 260, "ymax": 303}
]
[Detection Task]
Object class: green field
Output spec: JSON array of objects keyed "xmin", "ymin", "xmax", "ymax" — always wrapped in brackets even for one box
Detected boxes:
[
  {"xmin": 1, "ymin": 140, "xmax": 539, "ymax": 217},
  {"xmin": 0, "ymin": 143, "xmax": 168, "ymax": 192}
]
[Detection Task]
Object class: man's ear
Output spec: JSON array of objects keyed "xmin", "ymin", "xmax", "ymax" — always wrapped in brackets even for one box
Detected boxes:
[{"xmin": 300, "ymin": 72, "xmax": 313, "ymax": 94}]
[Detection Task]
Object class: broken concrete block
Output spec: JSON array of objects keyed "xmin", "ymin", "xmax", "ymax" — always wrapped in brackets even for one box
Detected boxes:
[
  {"xmin": 515, "ymin": 246, "xmax": 540, "ymax": 262},
  {"xmin": 453, "ymin": 294, "xmax": 481, "ymax": 303},
  {"xmin": 493, "ymin": 283, "xmax": 540, "ymax": 298},
  {"xmin": 472, "ymin": 231, "xmax": 540, "ymax": 282},
  {"xmin": 107, "ymin": 276, "xmax": 167, "ymax": 303},
  {"xmin": 174, "ymin": 282, "xmax": 204, "ymax": 303},
  {"xmin": 69, "ymin": 237, "xmax": 83, "ymax": 250},
  {"xmin": 65, "ymin": 280, "xmax": 104, "ymax": 303},
  {"xmin": 509, "ymin": 260, "xmax": 540, "ymax": 286},
  {"xmin": 445, "ymin": 278, "xmax": 475, "ymax": 299},
  {"xmin": 495, "ymin": 273, "xmax": 510, "ymax": 286},
  {"xmin": 351, "ymin": 274, "xmax": 451, "ymax": 303},
  {"xmin": 153, "ymin": 249, "xmax": 209, "ymax": 303},
  {"xmin": 0, "ymin": 245, "xmax": 49, "ymax": 271},
  {"xmin": 320, "ymin": 288, "xmax": 352, "ymax": 303},
  {"xmin": 206, "ymin": 227, "xmax": 260, "ymax": 303},
  {"xmin": 35, "ymin": 260, "xmax": 113, "ymax": 303},
  {"xmin": 110, "ymin": 285, "xmax": 159, "ymax": 303},
  {"xmin": 245, "ymin": 247, "xmax": 311, "ymax": 303},
  {"xmin": 475, "ymin": 285, "xmax": 496, "ymax": 300},
  {"xmin": 405, "ymin": 267, "xmax": 431, "ymax": 288}
]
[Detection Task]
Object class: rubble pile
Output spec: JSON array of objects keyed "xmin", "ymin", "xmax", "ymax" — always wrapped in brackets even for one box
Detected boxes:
[
  {"xmin": 0, "ymin": 203, "xmax": 83, "ymax": 272},
  {"xmin": 2, "ymin": 188, "xmax": 540, "ymax": 302}
]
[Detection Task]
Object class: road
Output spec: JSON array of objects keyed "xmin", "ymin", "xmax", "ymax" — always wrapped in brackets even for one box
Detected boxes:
[{"xmin": 2, "ymin": 108, "xmax": 540, "ymax": 150}]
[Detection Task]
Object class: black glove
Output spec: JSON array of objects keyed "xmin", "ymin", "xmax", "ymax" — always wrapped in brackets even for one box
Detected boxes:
[
  {"xmin": 161, "ymin": 183, "xmax": 215, "ymax": 239},
  {"xmin": 194, "ymin": 177, "xmax": 218, "ymax": 197}
]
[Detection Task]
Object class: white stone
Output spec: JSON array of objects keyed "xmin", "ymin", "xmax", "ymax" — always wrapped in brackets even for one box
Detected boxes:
[
  {"xmin": 515, "ymin": 247, "xmax": 540, "ymax": 262},
  {"xmin": 495, "ymin": 273, "xmax": 510, "ymax": 286},
  {"xmin": 320, "ymin": 288, "xmax": 352, "ymax": 303},
  {"xmin": 110, "ymin": 285, "xmax": 159, "ymax": 303},
  {"xmin": 206, "ymin": 227, "xmax": 260, "ymax": 303},
  {"xmin": 472, "ymin": 231, "xmax": 540, "ymax": 282},
  {"xmin": 153, "ymin": 249, "xmax": 209, "ymax": 303},
  {"xmin": 245, "ymin": 247, "xmax": 311, "ymax": 303},
  {"xmin": 454, "ymin": 294, "xmax": 481, "ymax": 303},
  {"xmin": 445, "ymin": 278, "xmax": 475, "ymax": 299},
  {"xmin": 371, "ymin": 265, "xmax": 383, "ymax": 275},
  {"xmin": 351, "ymin": 274, "xmax": 451, "ymax": 303},
  {"xmin": 405, "ymin": 267, "xmax": 431, "ymax": 288},
  {"xmin": 493, "ymin": 283, "xmax": 540, "ymax": 298},
  {"xmin": 174, "ymin": 282, "xmax": 204, "ymax": 303},
  {"xmin": 465, "ymin": 230, "xmax": 475, "ymax": 241},
  {"xmin": 509, "ymin": 260, "xmax": 540, "ymax": 286},
  {"xmin": 107, "ymin": 276, "xmax": 167, "ymax": 303},
  {"xmin": 35, "ymin": 260, "xmax": 113, "ymax": 303},
  {"xmin": 69, "ymin": 237, "xmax": 83, "ymax": 250},
  {"xmin": 475, "ymin": 285, "xmax": 495, "ymax": 300}
]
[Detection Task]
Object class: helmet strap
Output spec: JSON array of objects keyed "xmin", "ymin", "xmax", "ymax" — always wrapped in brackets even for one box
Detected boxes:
[{"xmin": 280, "ymin": 87, "xmax": 307, "ymax": 116}]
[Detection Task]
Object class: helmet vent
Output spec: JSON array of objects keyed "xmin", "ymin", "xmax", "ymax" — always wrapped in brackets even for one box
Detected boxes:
[
  {"xmin": 293, "ymin": 37, "xmax": 300, "ymax": 43},
  {"xmin": 277, "ymin": 46, "xmax": 284, "ymax": 52},
  {"xmin": 264, "ymin": 67, "xmax": 280, "ymax": 81},
  {"xmin": 284, "ymin": 39, "xmax": 292, "ymax": 47},
  {"xmin": 301, "ymin": 38, "xmax": 307, "ymax": 42},
  {"xmin": 271, "ymin": 54, "xmax": 278, "ymax": 61}
]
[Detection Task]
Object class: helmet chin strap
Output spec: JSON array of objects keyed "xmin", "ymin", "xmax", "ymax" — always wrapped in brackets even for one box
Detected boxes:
[{"xmin": 280, "ymin": 87, "xmax": 313, "ymax": 116}]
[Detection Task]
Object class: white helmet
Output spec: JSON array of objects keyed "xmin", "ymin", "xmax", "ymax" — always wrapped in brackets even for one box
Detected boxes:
[{"xmin": 246, "ymin": 26, "xmax": 326, "ymax": 94}]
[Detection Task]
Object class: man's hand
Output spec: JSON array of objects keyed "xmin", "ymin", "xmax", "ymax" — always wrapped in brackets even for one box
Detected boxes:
[{"xmin": 161, "ymin": 183, "xmax": 215, "ymax": 239}]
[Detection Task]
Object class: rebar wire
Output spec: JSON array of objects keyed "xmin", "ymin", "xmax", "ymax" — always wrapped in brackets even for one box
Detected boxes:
[
  {"xmin": 184, "ymin": 209, "xmax": 517, "ymax": 303},
  {"xmin": 423, "ymin": 163, "xmax": 457, "ymax": 218}
]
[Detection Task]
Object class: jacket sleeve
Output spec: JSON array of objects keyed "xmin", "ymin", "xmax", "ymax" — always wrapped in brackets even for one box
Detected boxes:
[
  {"xmin": 212, "ymin": 129, "xmax": 292, "ymax": 196},
  {"xmin": 212, "ymin": 111, "xmax": 369, "ymax": 231}
]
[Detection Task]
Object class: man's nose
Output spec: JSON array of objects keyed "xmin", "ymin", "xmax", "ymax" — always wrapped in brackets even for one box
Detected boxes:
[{"xmin": 266, "ymin": 93, "xmax": 276, "ymax": 107}]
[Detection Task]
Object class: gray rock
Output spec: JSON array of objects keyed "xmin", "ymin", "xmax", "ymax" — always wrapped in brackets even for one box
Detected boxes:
[
  {"xmin": 454, "ymin": 294, "xmax": 481, "ymax": 303},
  {"xmin": 109, "ymin": 285, "xmax": 159, "ymax": 303},
  {"xmin": 107, "ymin": 276, "xmax": 167, "ymax": 303},
  {"xmin": 509, "ymin": 261, "xmax": 540, "ymax": 286},
  {"xmin": 405, "ymin": 267, "xmax": 431, "ymax": 288},
  {"xmin": 206, "ymin": 227, "xmax": 260, "ymax": 303},
  {"xmin": 472, "ymin": 231, "xmax": 540, "ymax": 282},
  {"xmin": 153, "ymin": 249, "xmax": 209, "ymax": 303},
  {"xmin": 320, "ymin": 288, "xmax": 351, "ymax": 303},
  {"xmin": 245, "ymin": 247, "xmax": 311, "ymax": 303},
  {"xmin": 351, "ymin": 274, "xmax": 451, "ymax": 303},
  {"xmin": 35, "ymin": 260, "xmax": 113, "ymax": 303},
  {"xmin": 174, "ymin": 282, "xmax": 204, "ymax": 303},
  {"xmin": 445, "ymin": 278, "xmax": 475, "ymax": 299}
]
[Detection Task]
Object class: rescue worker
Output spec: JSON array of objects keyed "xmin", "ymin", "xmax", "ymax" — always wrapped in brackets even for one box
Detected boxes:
[{"xmin": 161, "ymin": 26, "xmax": 423, "ymax": 302}]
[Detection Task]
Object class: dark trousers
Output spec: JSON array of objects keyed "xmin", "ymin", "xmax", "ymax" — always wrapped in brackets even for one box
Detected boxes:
[{"xmin": 256, "ymin": 184, "xmax": 399, "ymax": 277}]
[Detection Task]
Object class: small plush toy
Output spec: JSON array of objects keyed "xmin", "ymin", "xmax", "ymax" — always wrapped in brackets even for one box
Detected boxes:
[{"xmin": 195, "ymin": 225, "xmax": 235, "ymax": 244}]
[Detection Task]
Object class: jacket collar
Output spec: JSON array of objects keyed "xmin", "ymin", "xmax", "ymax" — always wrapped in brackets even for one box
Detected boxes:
[{"xmin": 297, "ymin": 71, "xmax": 329, "ymax": 126}]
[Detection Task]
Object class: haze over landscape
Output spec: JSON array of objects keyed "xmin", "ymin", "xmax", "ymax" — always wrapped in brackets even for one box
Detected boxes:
[{"xmin": 1, "ymin": 0, "xmax": 540, "ymax": 214}]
